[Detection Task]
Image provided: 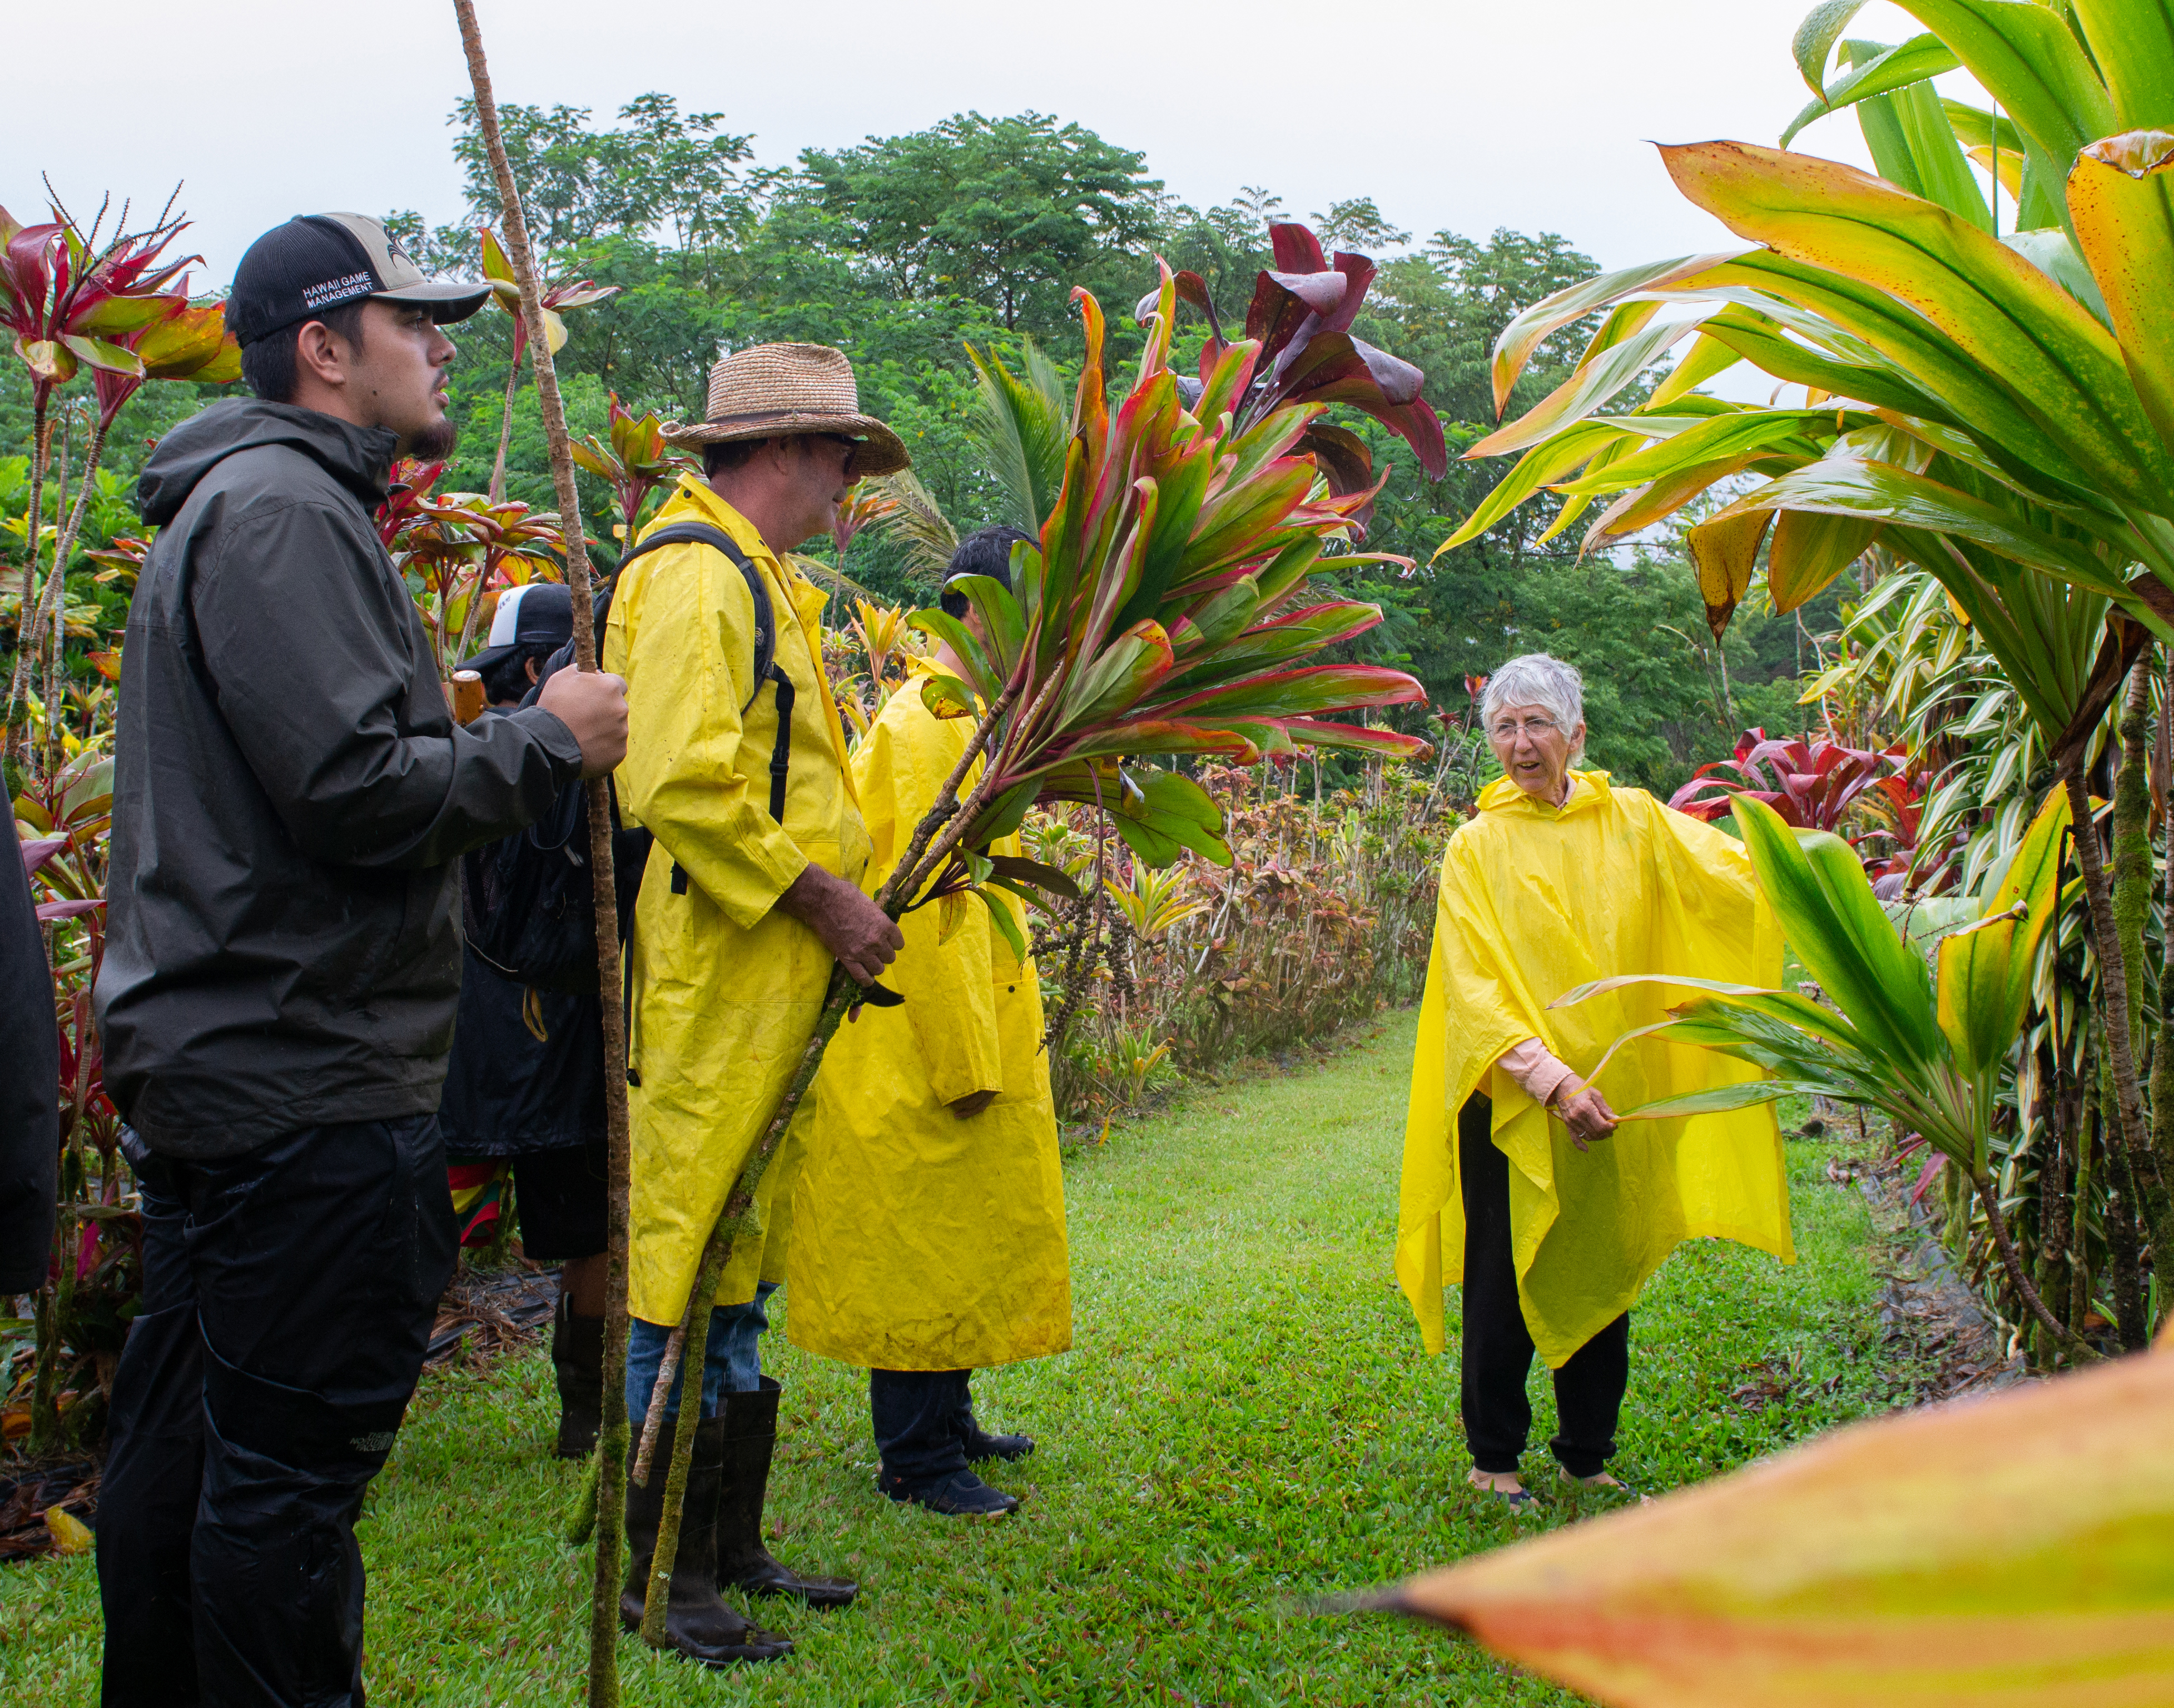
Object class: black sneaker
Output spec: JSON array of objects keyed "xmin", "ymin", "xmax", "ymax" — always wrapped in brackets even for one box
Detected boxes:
[
  {"xmin": 882, "ymin": 1468, "xmax": 1020, "ymax": 1516},
  {"xmin": 959, "ymin": 1418, "xmax": 1035, "ymax": 1464}
]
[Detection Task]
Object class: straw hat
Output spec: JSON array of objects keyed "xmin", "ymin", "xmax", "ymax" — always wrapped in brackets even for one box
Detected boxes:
[{"xmin": 663, "ymin": 342, "xmax": 910, "ymax": 476}]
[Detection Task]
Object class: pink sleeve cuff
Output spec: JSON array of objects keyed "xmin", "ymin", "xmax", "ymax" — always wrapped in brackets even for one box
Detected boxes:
[{"xmin": 1497, "ymin": 1037, "xmax": 1581, "ymax": 1110}]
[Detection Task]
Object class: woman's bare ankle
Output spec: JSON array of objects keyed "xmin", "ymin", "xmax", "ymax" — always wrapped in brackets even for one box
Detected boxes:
[{"xmin": 1467, "ymin": 1467, "xmax": 1525, "ymax": 1494}]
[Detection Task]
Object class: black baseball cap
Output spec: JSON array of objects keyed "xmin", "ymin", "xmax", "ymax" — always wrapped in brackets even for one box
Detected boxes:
[
  {"xmin": 227, "ymin": 212, "xmax": 490, "ymax": 347},
  {"xmin": 462, "ymin": 583, "xmax": 574, "ymax": 676}
]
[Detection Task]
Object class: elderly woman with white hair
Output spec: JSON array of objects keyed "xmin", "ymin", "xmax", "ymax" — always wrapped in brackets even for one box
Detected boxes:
[{"xmin": 1397, "ymin": 653, "xmax": 1793, "ymax": 1507}]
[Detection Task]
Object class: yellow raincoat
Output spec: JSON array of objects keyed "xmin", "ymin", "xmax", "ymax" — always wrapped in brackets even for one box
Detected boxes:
[
  {"xmin": 1398, "ymin": 770, "xmax": 1793, "ymax": 1367},
  {"xmin": 605, "ymin": 475, "xmax": 872, "ymax": 1325},
  {"xmin": 787, "ymin": 661, "xmax": 1071, "ymax": 1370}
]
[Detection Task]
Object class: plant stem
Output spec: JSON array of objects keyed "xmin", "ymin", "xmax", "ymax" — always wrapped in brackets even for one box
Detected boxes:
[
  {"xmin": 2095, "ymin": 1024, "xmax": 2149, "ymax": 1349},
  {"xmin": 2073, "ymin": 1047, "xmax": 2099, "ymax": 1337},
  {"xmin": 1971, "ymin": 1169, "xmax": 2098, "ymax": 1362},
  {"xmin": 39, "ymin": 418, "xmax": 110, "ymax": 781},
  {"xmin": 490, "ymin": 346, "xmax": 523, "ymax": 505},
  {"xmin": 449, "ymin": 554, "xmax": 496, "ymax": 681},
  {"xmin": 2031, "ymin": 1037, "xmax": 2071, "ymax": 1365},
  {"xmin": 2112, "ymin": 658, "xmax": 2172, "ymax": 1264},
  {"xmin": 2157, "ymin": 645, "xmax": 2174, "ymax": 1269},
  {"xmin": 450, "ymin": 6, "xmax": 631, "ymax": 1702},
  {"xmin": 28, "ymin": 411, "xmax": 74, "ymax": 781},
  {"xmin": 2059, "ymin": 759, "xmax": 2153, "ymax": 1339},
  {"xmin": 6, "ymin": 400, "xmax": 53, "ymax": 756}
]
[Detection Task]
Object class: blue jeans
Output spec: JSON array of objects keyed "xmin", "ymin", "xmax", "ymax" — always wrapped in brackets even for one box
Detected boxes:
[{"xmin": 626, "ymin": 1282, "xmax": 776, "ymax": 1428}]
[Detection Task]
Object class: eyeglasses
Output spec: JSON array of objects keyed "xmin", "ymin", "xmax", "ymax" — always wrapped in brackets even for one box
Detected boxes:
[
  {"xmin": 1487, "ymin": 716, "xmax": 1561, "ymax": 742},
  {"xmin": 805, "ymin": 433, "xmax": 858, "ymax": 474}
]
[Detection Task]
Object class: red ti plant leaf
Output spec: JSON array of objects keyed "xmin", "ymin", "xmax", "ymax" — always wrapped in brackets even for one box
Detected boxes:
[
  {"xmin": 570, "ymin": 391, "xmax": 694, "ymax": 546},
  {"xmin": 915, "ymin": 260, "xmax": 1435, "ymax": 875},
  {"xmin": 1154, "ymin": 220, "xmax": 1450, "ymax": 496}
]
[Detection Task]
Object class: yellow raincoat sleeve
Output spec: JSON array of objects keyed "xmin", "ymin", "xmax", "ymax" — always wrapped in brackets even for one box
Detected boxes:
[
  {"xmin": 851, "ymin": 703, "xmax": 1004, "ymax": 1104},
  {"xmin": 603, "ymin": 528, "xmax": 806, "ymax": 931},
  {"xmin": 1397, "ymin": 833, "xmax": 1556, "ymax": 1355}
]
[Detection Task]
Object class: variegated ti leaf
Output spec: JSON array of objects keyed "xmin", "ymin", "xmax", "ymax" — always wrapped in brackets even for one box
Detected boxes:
[
  {"xmin": 1386, "ymin": 1336, "xmax": 2174, "ymax": 1708},
  {"xmin": 2067, "ymin": 130, "xmax": 2174, "ymax": 464},
  {"xmin": 1935, "ymin": 784, "xmax": 2069, "ymax": 1076},
  {"xmin": 1660, "ymin": 139, "xmax": 2174, "ymax": 511}
]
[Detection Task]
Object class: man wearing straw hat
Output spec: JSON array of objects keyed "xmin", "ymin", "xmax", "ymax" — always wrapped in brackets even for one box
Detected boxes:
[{"xmin": 604, "ymin": 342, "xmax": 909, "ymax": 1665}]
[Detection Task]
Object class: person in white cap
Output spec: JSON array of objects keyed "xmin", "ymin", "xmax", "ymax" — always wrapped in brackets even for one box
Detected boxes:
[{"xmin": 439, "ymin": 583, "xmax": 615, "ymax": 1459}]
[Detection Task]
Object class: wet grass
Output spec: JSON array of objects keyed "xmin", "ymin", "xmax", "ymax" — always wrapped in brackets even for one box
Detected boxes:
[{"xmin": 3, "ymin": 1009, "xmax": 1914, "ymax": 1706}]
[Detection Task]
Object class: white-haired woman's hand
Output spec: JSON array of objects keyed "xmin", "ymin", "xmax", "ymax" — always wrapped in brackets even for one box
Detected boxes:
[{"xmin": 1550, "ymin": 1080, "xmax": 1619, "ymax": 1151}]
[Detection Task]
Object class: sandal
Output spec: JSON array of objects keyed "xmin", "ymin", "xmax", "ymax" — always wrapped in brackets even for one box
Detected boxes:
[
  {"xmin": 1558, "ymin": 1468, "xmax": 1649, "ymax": 1505},
  {"xmin": 1466, "ymin": 1469, "xmax": 1537, "ymax": 1512}
]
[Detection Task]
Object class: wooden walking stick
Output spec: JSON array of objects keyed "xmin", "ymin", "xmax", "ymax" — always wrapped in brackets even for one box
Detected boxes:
[{"xmin": 450, "ymin": 6, "xmax": 633, "ymax": 1701}]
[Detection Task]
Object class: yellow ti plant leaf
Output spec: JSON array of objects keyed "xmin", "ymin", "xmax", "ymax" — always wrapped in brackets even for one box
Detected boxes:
[
  {"xmin": 1936, "ymin": 785, "xmax": 2069, "ymax": 1078},
  {"xmin": 1661, "ymin": 139, "xmax": 2174, "ymax": 510},
  {"xmin": 2067, "ymin": 130, "xmax": 2174, "ymax": 464},
  {"xmin": 936, "ymin": 888, "xmax": 968, "ymax": 947},
  {"xmin": 1387, "ymin": 1334, "xmax": 2174, "ymax": 1707},
  {"xmin": 1687, "ymin": 508, "xmax": 1774, "ymax": 640},
  {"xmin": 1486, "ymin": 251, "xmax": 1739, "ymax": 418},
  {"xmin": 1965, "ymin": 145, "xmax": 2024, "ymax": 200},
  {"xmin": 1766, "ymin": 508, "xmax": 1877, "ymax": 612},
  {"xmin": 1469, "ymin": 314, "xmax": 1709, "ymax": 459},
  {"xmin": 1646, "ymin": 330, "xmax": 1746, "ymax": 409}
]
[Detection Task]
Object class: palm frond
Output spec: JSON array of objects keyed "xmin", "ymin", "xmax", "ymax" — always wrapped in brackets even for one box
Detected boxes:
[
  {"xmin": 784, "ymin": 551, "xmax": 889, "ymax": 607},
  {"xmin": 967, "ymin": 336, "xmax": 1069, "ymax": 533},
  {"xmin": 865, "ymin": 469, "xmax": 959, "ymax": 588}
]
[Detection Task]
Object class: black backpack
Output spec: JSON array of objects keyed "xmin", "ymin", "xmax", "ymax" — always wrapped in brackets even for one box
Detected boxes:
[{"xmin": 460, "ymin": 522, "xmax": 795, "ymax": 994}]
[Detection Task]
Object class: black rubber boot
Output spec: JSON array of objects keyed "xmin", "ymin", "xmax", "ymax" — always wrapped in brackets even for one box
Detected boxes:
[
  {"xmin": 881, "ymin": 1466, "xmax": 1020, "ymax": 1516},
  {"xmin": 620, "ymin": 1417, "xmax": 793, "ymax": 1665},
  {"xmin": 551, "ymin": 1294, "xmax": 603, "ymax": 1460},
  {"xmin": 716, "ymin": 1378, "xmax": 857, "ymax": 1608},
  {"xmin": 955, "ymin": 1390, "xmax": 1034, "ymax": 1464}
]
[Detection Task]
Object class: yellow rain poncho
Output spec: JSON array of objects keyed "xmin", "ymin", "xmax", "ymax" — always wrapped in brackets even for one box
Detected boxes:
[
  {"xmin": 605, "ymin": 475, "xmax": 872, "ymax": 1325},
  {"xmin": 1398, "ymin": 770, "xmax": 1793, "ymax": 1367},
  {"xmin": 787, "ymin": 662, "xmax": 1071, "ymax": 1369}
]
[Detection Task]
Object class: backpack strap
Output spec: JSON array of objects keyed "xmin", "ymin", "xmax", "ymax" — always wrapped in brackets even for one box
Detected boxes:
[{"xmin": 615, "ymin": 523, "xmax": 797, "ymax": 890}]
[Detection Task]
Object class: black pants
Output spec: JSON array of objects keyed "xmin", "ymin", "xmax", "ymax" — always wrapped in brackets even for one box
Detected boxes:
[
  {"xmin": 1459, "ymin": 1094, "xmax": 1629, "ymax": 1479},
  {"xmin": 97, "ymin": 1115, "xmax": 456, "ymax": 1708},
  {"xmin": 443, "ymin": 1132, "xmax": 607, "ymax": 1262},
  {"xmin": 870, "ymin": 1368, "xmax": 972, "ymax": 1487}
]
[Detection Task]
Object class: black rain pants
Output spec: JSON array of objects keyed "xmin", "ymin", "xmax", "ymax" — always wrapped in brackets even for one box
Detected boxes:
[
  {"xmin": 870, "ymin": 1368, "xmax": 972, "ymax": 1488},
  {"xmin": 96, "ymin": 1114, "xmax": 455, "ymax": 1707},
  {"xmin": 1458, "ymin": 1093, "xmax": 1629, "ymax": 1479}
]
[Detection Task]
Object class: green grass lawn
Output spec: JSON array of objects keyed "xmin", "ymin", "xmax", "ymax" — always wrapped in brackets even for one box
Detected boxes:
[{"xmin": 4, "ymin": 1010, "xmax": 1915, "ymax": 1706}]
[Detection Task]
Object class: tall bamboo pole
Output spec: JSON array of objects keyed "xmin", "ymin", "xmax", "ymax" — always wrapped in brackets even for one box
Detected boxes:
[{"xmin": 449, "ymin": 6, "xmax": 632, "ymax": 1701}]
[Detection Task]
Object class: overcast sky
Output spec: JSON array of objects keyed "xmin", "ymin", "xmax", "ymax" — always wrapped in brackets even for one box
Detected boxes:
[{"xmin": 6, "ymin": 0, "xmax": 1959, "ymax": 294}]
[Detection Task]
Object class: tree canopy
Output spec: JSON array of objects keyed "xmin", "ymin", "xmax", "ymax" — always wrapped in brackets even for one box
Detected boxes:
[{"xmin": 0, "ymin": 92, "xmax": 1815, "ymax": 797}]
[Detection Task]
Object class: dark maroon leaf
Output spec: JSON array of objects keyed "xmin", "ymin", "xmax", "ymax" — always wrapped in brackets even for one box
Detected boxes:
[
  {"xmin": 1269, "ymin": 222, "xmax": 1329, "ymax": 275},
  {"xmin": 1317, "ymin": 254, "xmax": 1377, "ymax": 335},
  {"xmin": 19, "ymin": 835, "xmax": 66, "ymax": 877},
  {"xmin": 1296, "ymin": 423, "xmax": 1381, "ymax": 532},
  {"xmin": 1244, "ymin": 270, "xmax": 1347, "ymax": 364},
  {"xmin": 984, "ymin": 854, "xmax": 1083, "ymax": 902},
  {"xmin": 1296, "ymin": 423, "xmax": 1374, "ymax": 496},
  {"xmin": 1369, "ymin": 396, "xmax": 1450, "ymax": 480}
]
